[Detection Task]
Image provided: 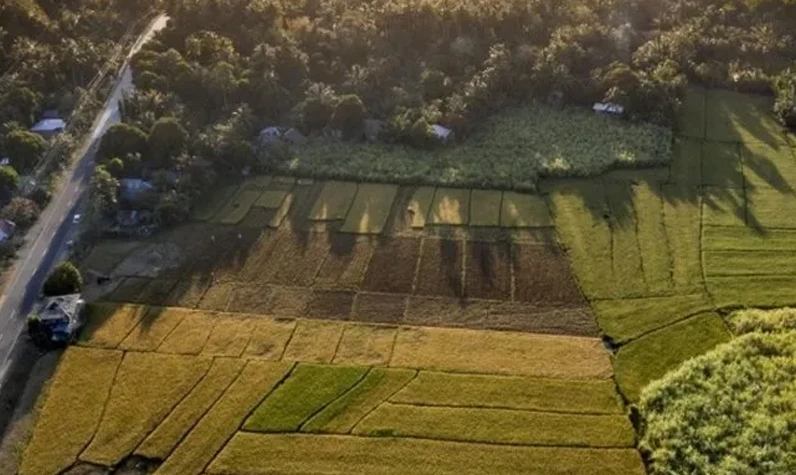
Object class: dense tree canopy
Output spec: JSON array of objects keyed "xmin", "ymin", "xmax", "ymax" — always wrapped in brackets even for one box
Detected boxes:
[{"xmin": 43, "ymin": 261, "xmax": 83, "ymax": 296}]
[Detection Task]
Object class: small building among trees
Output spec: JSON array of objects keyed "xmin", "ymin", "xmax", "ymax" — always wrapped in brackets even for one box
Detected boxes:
[{"xmin": 27, "ymin": 294, "xmax": 85, "ymax": 345}]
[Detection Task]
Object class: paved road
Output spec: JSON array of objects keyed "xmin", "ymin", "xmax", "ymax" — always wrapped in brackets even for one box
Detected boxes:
[{"xmin": 0, "ymin": 14, "xmax": 168, "ymax": 385}]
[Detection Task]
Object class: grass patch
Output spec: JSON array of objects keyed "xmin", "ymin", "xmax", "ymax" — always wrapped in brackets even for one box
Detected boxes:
[
  {"xmin": 136, "ymin": 358, "xmax": 246, "ymax": 460},
  {"xmin": 155, "ymin": 360, "xmax": 292, "ymax": 475},
  {"xmin": 362, "ymin": 237, "xmax": 420, "ymax": 294},
  {"xmin": 390, "ymin": 326, "xmax": 612, "ymax": 379},
  {"xmin": 243, "ymin": 317, "xmax": 296, "ymax": 360},
  {"xmin": 310, "ymin": 181, "xmax": 358, "ymax": 220},
  {"xmin": 407, "ymin": 186, "xmax": 435, "ymax": 228},
  {"xmin": 705, "ymin": 89, "xmax": 787, "ymax": 144},
  {"xmin": 742, "ymin": 142, "xmax": 796, "ymax": 190},
  {"xmin": 212, "ymin": 433, "xmax": 645, "ymax": 475},
  {"xmin": 429, "ymin": 187, "xmax": 470, "ymax": 225},
  {"xmin": 415, "ymin": 239, "xmax": 463, "ymax": 297},
  {"xmin": 708, "ymin": 275, "xmax": 796, "ymax": 308},
  {"xmin": 701, "ymin": 141, "xmax": 742, "ymax": 187},
  {"xmin": 19, "ymin": 348, "xmax": 122, "ymax": 475},
  {"xmin": 704, "ymin": 249, "xmax": 796, "ymax": 276},
  {"xmin": 353, "ymin": 403, "xmax": 636, "ymax": 448},
  {"xmin": 244, "ymin": 364, "xmax": 367, "ymax": 432},
  {"xmin": 391, "ymin": 371, "xmax": 624, "ymax": 414},
  {"xmin": 676, "ymin": 88, "xmax": 706, "ymax": 139},
  {"xmin": 661, "ymin": 184, "xmax": 705, "ymax": 293},
  {"xmin": 283, "ymin": 103, "xmax": 671, "ymax": 189},
  {"xmin": 81, "ymin": 353, "xmax": 211, "ymax": 466},
  {"xmin": 202, "ymin": 315, "xmax": 256, "ymax": 357},
  {"xmin": 303, "ymin": 368, "xmax": 416, "ymax": 433},
  {"xmin": 341, "ymin": 183, "xmax": 399, "ymax": 234},
  {"xmin": 513, "ymin": 244, "xmax": 584, "ymax": 305},
  {"xmin": 702, "ymin": 187, "xmax": 747, "ymax": 227},
  {"xmin": 464, "ymin": 241, "xmax": 511, "ymax": 300},
  {"xmin": 214, "ymin": 189, "xmax": 263, "ymax": 225},
  {"xmin": 469, "ymin": 189, "xmax": 501, "ymax": 226},
  {"xmin": 333, "ymin": 325, "xmax": 397, "ymax": 366},
  {"xmin": 633, "ymin": 182, "xmax": 671, "ymax": 294},
  {"xmin": 500, "ymin": 192, "xmax": 552, "ymax": 227},
  {"xmin": 703, "ymin": 225, "xmax": 796, "ymax": 250},
  {"xmin": 281, "ymin": 320, "xmax": 344, "ymax": 363},
  {"xmin": 593, "ymin": 294, "xmax": 713, "ymax": 343},
  {"xmin": 192, "ymin": 184, "xmax": 238, "ymax": 221},
  {"xmin": 79, "ymin": 303, "xmax": 147, "ymax": 349},
  {"xmin": 746, "ymin": 185, "xmax": 796, "ymax": 228},
  {"xmin": 157, "ymin": 310, "xmax": 217, "ymax": 355},
  {"xmin": 253, "ymin": 189, "xmax": 288, "ymax": 208},
  {"xmin": 613, "ymin": 312, "xmax": 731, "ymax": 401},
  {"xmin": 606, "ymin": 184, "xmax": 646, "ymax": 297},
  {"xmin": 118, "ymin": 307, "xmax": 191, "ymax": 351},
  {"xmin": 669, "ymin": 137, "xmax": 703, "ymax": 186}
]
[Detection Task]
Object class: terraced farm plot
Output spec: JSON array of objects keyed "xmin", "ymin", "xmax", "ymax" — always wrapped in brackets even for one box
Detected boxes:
[
  {"xmin": 281, "ymin": 320, "xmax": 345, "ymax": 363},
  {"xmin": 705, "ymin": 89, "xmax": 788, "ymax": 144},
  {"xmin": 243, "ymin": 317, "xmax": 296, "ymax": 360},
  {"xmin": 429, "ymin": 187, "xmax": 470, "ymax": 225},
  {"xmin": 513, "ymin": 243, "xmax": 584, "ymax": 304},
  {"xmin": 341, "ymin": 183, "xmax": 398, "ymax": 234},
  {"xmin": 406, "ymin": 186, "xmax": 435, "ymax": 228},
  {"xmin": 362, "ymin": 237, "xmax": 420, "ymax": 294},
  {"xmin": 701, "ymin": 141, "xmax": 742, "ymax": 187},
  {"xmin": 310, "ymin": 181, "xmax": 358, "ymax": 220},
  {"xmin": 469, "ymin": 189, "xmax": 501, "ymax": 226},
  {"xmin": 500, "ymin": 191, "xmax": 552, "ymax": 227},
  {"xmin": 333, "ymin": 324, "xmax": 397, "ymax": 366},
  {"xmin": 464, "ymin": 241, "xmax": 511, "ymax": 300},
  {"xmin": 192, "ymin": 184, "xmax": 239, "ymax": 221},
  {"xmin": 415, "ymin": 239, "xmax": 463, "ymax": 297},
  {"xmin": 213, "ymin": 189, "xmax": 262, "ymax": 225}
]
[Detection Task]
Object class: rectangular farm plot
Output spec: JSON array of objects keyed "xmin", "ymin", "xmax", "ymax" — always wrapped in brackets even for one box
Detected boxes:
[
  {"xmin": 136, "ymin": 358, "xmax": 246, "ymax": 460},
  {"xmin": 281, "ymin": 320, "xmax": 344, "ymax": 363},
  {"xmin": 80, "ymin": 353, "xmax": 211, "ymax": 466},
  {"xmin": 746, "ymin": 185, "xmax": 796, "ymax": 228},
  {"xmin": 742, "ymin": 142, "xmax": 796, "ymax": 190},
  {"xmin": 118, "ymin": 307, "xmax": 193, "ymax": 351},
  {"xmin": 703, "ymin": 226, "xmax": 796, "ymax": 251},
  {"xmin": 390, "ymin": 326, "xmax": 613, "ymax": 379},
  {"xmin": 702, "ymin": 187, "xmax": 747, "ymax": 227},
  {"xmin": 202, "ymin": 315, "xmax": 256, "ymax": 356},
  {"xmin": 80, "ymin": 303, "xmax": 147, "ymax": 349},
  {"xmin": 310, "ymin": 181, "xmax": 358, "ymax": 220},
  {"xmin": 429, "ymin": 187, "xmax": 470, "ymax": 225},
  {"xmin": 254, "ymin": 189, "xmax": 288, "ymax": 209},
  {"xmin": 407, "ymin": 186, "xmax": 435, "ymax": 228},
  {"xmin": 391, "ymin": 372, "xmax": 624, "ymax": 414},
  {"xmin": 702, "ymin": 141, "xmax": 743, "ymax": 187},
  {"xmin": 213, "ymin": 189, "xmax": 262, "ymax": 225},
  {"xmin": 501, "ymin": 192, "xmax": 552, "ymax": 227},
  {"xmin": 353, "ymin": 404, "xmax": 636, "ymax": 448},
  {"xmin": 208, "ymin": 433, "xmax": 646, "ymax": 475},
  {"xmin": 154, "ymin": 360, "xmax": 292, "ymax": 475},
  {"xmin": 632, "ymin": 182, "xmax": 672, "ymax": 294},
  {"xmin": 485, "ymin": 303, "xmax": 600, "ymax": 337},
  {"xmin": 705, "ymin": 89, "xmax": 788, "ymax": 144},
  {"xmin": 708, "ymin": 275, "xmax": 796, "ymax": 308},
  {"xmin": 605, "ymin": 184, "xmax": 646, "ymax": 297},
  {"xmin": 333, "ymin": 324, "xmax": 397, "ymax": 366},
  {"xmin": 267, "ymin": 191, "xmax": 294, "ymax": 228},
  {"xmin": 669, "ymin": 137, "xmax": 703, "ymax": 186},
  {"xmin": 704, "ymin": 250, "xmax": 796, "ymax": 276},
  {"xmin": 662, "ymin": 184, "xmax": 705, "ymax": 292},
  {"xmin": 469, "ymin": 189, "xmax": 501, "ymax": 226},
  {"xmin": 244, "ymin": 364, "xmax": 367, "ymax": 432},
  {"xmin": 243, "ymin": 317, "xmax": 296, "ymax": 360},
  {"xmin": 315, "ymin": 234, "xmax": 375, "ymax": 289},
  {"xmin": 303, "ymin": 368, "xmax": 416, "ymax": 433},
  {"xmin": 157, "ymin": 310, "xmax": 218, "ymax": 355},
  {"xmin": 19, "ymin": 348, "xmax": 122, "ymax": 475},
  {"xmin": 262, "ymin": 232, "xmax": 331, "ymax": 287},
  {"xmin": 351, "ymin": 292, "xmax": 407, "ymax": 324},
  {"xmin": 464, "ymin": 241, "xmax": 511, "ymax": 300},
  {"xmin": 191, "ymin": 184, "xmax": 238, "ymax": 221},
  {"xmin": 404, "ymin": 296, "xmax": 488, "ymax": 328},
  {"xmin": 304, "ymin": 289, "xmax": 355, "ymax": 320},
  {"xmin": 677, "ymin": 87, "xmax": 706, "ymax": 139},
  {"xmin": 415, "ymin": 239, "xmax": 463, "ymax": 298},
  {"xmin": 513, "ymin": 244, "xmax": 584, "ymax": 305},
  {"xmin": 362, "ymin": 237, "xmax": 421, "ymax": 294},
  {"xmin": 341, "ymin": 183, "xmax": 398, "ymax": 234}
]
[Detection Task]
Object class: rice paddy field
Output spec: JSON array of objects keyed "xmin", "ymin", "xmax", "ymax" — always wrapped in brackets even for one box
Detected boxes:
[{"xmin": 17, "ymin": 88, "xmax": 796, "ymax": 475}]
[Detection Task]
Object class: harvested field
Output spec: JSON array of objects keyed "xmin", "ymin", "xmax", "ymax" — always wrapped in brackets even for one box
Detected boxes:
[
  {"xmin": 513, "ymin": 244, "xmax": 584, "ymax": 305},
  {"xmin": 464, "ymin": 241, "xmax": 511, "ymax": 300},
  {"xmin": 341, "ymin": 183, "xmax": 398, "ymax": 234},
  {"xmin": 403, "ymin": 296, "xmax": 488, "ymax": 328},
  {"xmin": 353, "ymin": 403, "xmax": 636, "ymax": 447},
  {"xmin": 264, "ymin": 286, "xmax": 312, "ymax": 316},
  {"xmin": 303, "ymin": 368, "xmax": 416, "ymax": 433},
  {"xmin": 304, "ymin": 289, "xmax": 355, "ymax": 319},
  {"xmin": 163, "ymin": 276, "xmax": 208, "ymax": 308},
  {"xmin": 156, "ymin": 310, "xmax": 217, "ymax": 355},
  {"xmin": 362, "ymin": 237, "xmax": 420, "ymax": 294},
  {"xmin": 351, "ymin": 292, "xmax": 407, "ymax": 324},
  {"xmin": 415, "ymin": 239, "xmax": 463, "ymax": 297},
  {"xmin": 244, "ymin": 364, "xmax": 366, "ymax": 432},
  {"xmin": 208, "ymin": 433, "xmax": 646, "ymax": 475},
  {"xmin": 333, "ymin": 325, "xmax": 397, "ymax": 366},
  {"xmin": 429, "ymin": 187, "xmax": 470, "ymax": 225},
  {"xmin": 390, "ymin": 326, "xmax": 613, "ymax": 379},
  {"xmin": 314, "ymin": 234, "xmax": 374, "ymax": 289},
  {"xmin": 19, "ymin": 348, "xmax": 122, "ymax": 475},
  {"xmin": 406, "ymin": 186, "xmax": 435, "ymax": 228},
  {"xmin": 81, "ymin": 353, "xmax": 210, "ymax": 466},
  {"xmin": 391, "ymin": 372, "xmax": 624, "ymax": 414},
  {"xmin": 310, "ymin": 181, "xmax": 358, "ymax": 220},
  {"xmin": 469, "ymin": 189, "xmax": 501, "ymax": 227},
  {"xmin": 196, "ymin": 282, "xmax": 234, "ymax": 311},
  {"xmin": 226, "ymin": 284, "xmax": 272, "ymax": 314},
  {"xmin": 243, "ymin": 317, "xmax": 296, "ymax": 360},
  {"xmin": 500, "ymin": 192, "xmax": 552, "ymax": 228},
  {"xmin": 281, "ymin": 320, "xmax": 344, "ymax": 363},
  {"xmin": 484, "ymin": 303, "xmax": 600, "ymax": 336},
  {"xmin": 136, "ymin": 357, "xmax": 246, "ymax": 460},
  {"xmin": 262, "ymin": 232, "xmax": 330, "ymax": 287}
]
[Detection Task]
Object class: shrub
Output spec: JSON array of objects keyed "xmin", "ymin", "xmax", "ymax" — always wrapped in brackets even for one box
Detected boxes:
[
  {"xmin": 330, "ymin": 95, "xmax": 367, "ymax": 139},
  {"xmin": 0, "ymin": 165, "xmax": 20, "ymax": 194},
  {"xmin": 43, "ymin": 261, "xmax": 83, "ymax": 296},
  {"xmin": 4, "ymin": 130, "xmax": 47, "ymax": 171},
  {"xmin": 97, "ymin": 123, "xmax": 148, "ymax": 162},
  {"xmin": 1, "ymin": 197, "xmax": 40, "ymax": 228},
  {"xmin": 148, "ymin": 117, "xmax": 188, "ymax": 167}
]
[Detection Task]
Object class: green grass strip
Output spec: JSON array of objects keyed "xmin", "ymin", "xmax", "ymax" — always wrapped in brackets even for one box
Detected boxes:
[
  {"xmin": 469, "ymin": 189, "xmax": 501, "ymax": 227},
  {"xmin": 244, "ymin": 364, "xmax": 367, "ymax": 432},
  {"xmin": 429, "ymin": 187, "xmax": 470, "ymax": 225},
  {"xmin": 742, "ymin": 142, "xmax": 796, "ymax": 190},
  {"xmin": 267, "ymin": 191, "xmax": 294, "ymax": 228},
  {"xmin": 353, "ymin": 403, "xmax": 636, "ymax": 448},
  {"xmin": 390, "ymin": 371, "xmax": 624, "ymax": 414},
  {"xmin": 701, "ymin": 142, "xmax": 742, "ymax": 187},
  {"xmin": 705, "ymin": 89, "xmax": 787, "ymax": 144},
  {"xmin": 302, "ymin": 368, "xmax": 416, "ymax": 433},
  {"xmin": 254, "ymin": 190, "xmax": 288, "ymax": 209},
  {"xmin": 310, "ymin": 181, "xmax": 358, "ymax": 220},
  {"xmin": 661, "ymin": 184, "xmax": 704, "ymax": 293},
  {"xmin": 605, "ymin": 183, "xmax": 646, "ymax": 297},
  {"xmin": 702, "ymin": 187, "xmax": 747, "ymax": 227},
  {"xmin": 703, "ymin": 226, "xmax": 796, "ymax": 251},
  {"xmin": 136, "ymin": 358, "xmax": 246, "ymax": 460},
  {"xmin": 632, "ymin": 182, "xmax": 672, "ymax": 294},
  {"xmin": 705, "ymin": 250, "xmax": 796, "ymax": 276},
  {"xmin": 341, "ymin": 183, "xmax": 399, "ymax": 234},
  {"xmin": 20, "ymin": 348, "xmax": 122, "ymax": 475},
  {"xmin": 746, "ymin": 185, "xmax": 796, "ymax": 228},
  {"xmin": 613, "ymin": 313, "xmax": 730, "ymax": 402},
  {"xmin": 500, "ymin": 191, "xmax": 551, "ymax": 227},
  {"xmin": 669, "ymin": 137, "xmax": 703, "ymax": 186},
  {"xmin": 593, "ymin": 294, "xmax": 713, "ymax": 344},
  {"xmin": 209, "ymin": 433, "xmax": 646, "ymax": 475},
  {"xmin": 154, "ymin": 360, "xmax": 292, "ymax": 475},
  {"xmin": 407, "ymin": 186, "xmax": 435, "ymax": 228},
  {"xmin": 676, "ymin": 88, "xmax": 706, "ymax": 139},
  {"xmin": 708, "ymin": 275, "xmax": 796, "ymax": 309}
]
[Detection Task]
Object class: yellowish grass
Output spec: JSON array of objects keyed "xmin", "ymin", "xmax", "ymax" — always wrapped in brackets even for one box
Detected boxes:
[
  {"xmin": 281, "ymin": 320, "xmax": 345, "ymax": 363},
  {"xmin": 80, "ymin": 353, "xmax": 211, "ymax": 466},
  {"xmin": 19, "ymin": 348, "xmax": 122, "ymax": 475},
  {"xmin": 154, "ymin": 360, "xmax": 292, "ymax": 475},
  {"xmin": 196, "ymin": 283, "xmax": 234, "ymax": 311},
  {"xmin": 500, "ymin": 192, "xmax": 552, "ymax": 227},
  {"xmin": 353, "ymin": 403, "xmax": 636, "ymax": 447},
  {"xmin": 429, "ymin": 187, "xmax": 470, "ymax": 225},
  {"xmin": 469, "ymin": 190, "xmax": 501, "ymax": 226},
  {"xmin": 157, "ymin": 310, "xmax": 218, "ymax": 355},
  {"xmin": 390, "ymin": 326, "xmax": 612, "ymax": 379},
  {"xmin": 207, "ymin": 433, "xmax": 646, "ymax": 475},
  {"xmin": 268, "ymin": 192, "xmax": 294, "ymax": 228},
  {"xmin": 253, "ymin": 190, "xmax": 288, "ymax": 208},
  {"xmin": 333, "ymin": 325, "xmax": 397, "ymax": 366},
  {"xmin": 215, "ymin": 189, "xmax": 262, "ymax": 225},
  {"xmin": 407, "ymin": 186, "xmax": 435, "ymax": 228},
  {"xmin": 118, "ymin": 307, "xmax": 192, "ymax": 351},
  {"xmin": 303, "ymin": 368, "xmax": 416, "ymax": 433},
  {"xmin": 243, "ymin": 317, "xmax": 297, "ymax": 360},
  {"xmin": 136, "ymin": 358, "xmax": 246, "ymax": 460},
  {"xmin": 202, "ymin": 315, "xmax": 256, "ymax": 357},
  {"xmin": 310, "ymin": 181, "xmax": 358, "ymax": 220},
  {"xmin": 341, "ymin": 184, "xmax": 399, "ymax": 234},
  {"xmin": 79, "ymin": 303, "xmax": 147, "ymax": 349}
]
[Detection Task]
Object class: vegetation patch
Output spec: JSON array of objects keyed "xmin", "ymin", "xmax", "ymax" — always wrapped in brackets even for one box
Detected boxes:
[
  {"xmin": 244, "ymin": 364, "xmax": 367, "ymax": 432},
  {"xmin": 390, "ymin": 327, "xmax": 612, "ymax": 379},
  {"xmin": 705, "ymin": 89, "xmax": 787, "ymax": 144},
  {"xmin": 208, "ymin": 433, "xmax": 646, "ymax": 475},
  {"xmin": 391, "ymin": 372, "xmax": 624, "ymax": 414},
  {"xmin": 703, "ymin": 226, "xmax": 796, "ymax": 251},
  {"xmin": 353, "ymin": 403, "xmax": 636, "ymax": 448},
  {"xmin": 243, "ymin": 317, "xmax": 297, "ymax": 360},
  {"xmin": 469, "ymin": 190, "xmax": 501, "ymax": 227},
  {"xmin": 20, "ymin": 348, "xmax": 122, "ymax": 475},
  {"xmin": 741, "ymin": 142, "xmax": 796, "ymax": 189},
  {"xmin": 362, "ymin": 237, "xmax": 421, "ymax": 294},
  {"xmin": 704, "ymin": 250, "xmax": 796, "ymax": 276},
  {"xmin": 708, "ymin": 275, "xmax": 796, "ymax": 308},
  {"xmin": 119, "ymin": 307, "xmax": 192, "ymax": 352},
  {"xmin": 310, "ymin": 181, "xmax": 358, "ymax": 220},
  {"xmin": 304, "ymin": 290, "xmax": 355, "ymax": 319},
  {"xmin": 701, "ymin": 142, "xmax": 742, "ymax": 187},
  {"xmin": 406, "ymin": 186, "xmax": 435, "ymax": 228},
  {"xmin": 80, "ymin": 353, "xmax": 211, "ymax": 466},
  {"xmin": 303, "ymin": 368, "xmax": 416, "ymax": 434},
  {"xmin": 415, "ymin": 239, "xmax": 463, "ymax": 297},
  {"xmin": 746, "ymin": 185, "xmax": 796, "ymax": 228},
  {"xmin": 315, "ymin": 234, "xmax": 374, "ymax": 289},
  {"xmin": 254, "ymin": 189, "xmax": 288, "ymax": 209},
  {"xmin": 333, "ymin": 325, "xmax": 397, "ymax": 366},
  {"xmin": 202, "ymin": 316, "xmax": 256, "ymax": 357},
  {"xmin": 281, "ymin": 320, "xmax": 345, "ymax": 363},
  {"xmin": 513, "ymin": 244, "xmax": 584, "ymax": 304},
  {"xmin": 341, "ymin": 183, "xmax": 399, "ymax": 234},
  {"xmin": 464, "ymin": 241, "xmax": 511, "ymax": 300},
  {"xmin": 80, "ymin": 303, "xmax": 147, "ymax": 349},
  {"xmin": 156, "ymin": 310, "xmax": 218, "ymax": 355},
  {"xmin": 429, "ymin": 187, "xmax": 470, "ymax": 225},
  {"xmin": 500, "ymin": 192, "xmax": 552, "ymax": 228},
  {"xmin": 351, "ymin": 293, "xmax": 407, "ymax": 324},
  {"xmin": 661, "ymin": 185, "xmax": 705, "ymax": 293},
  {"xmin": 613, "ymin": 313, "xmax": 731, "ymax": 401}
]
